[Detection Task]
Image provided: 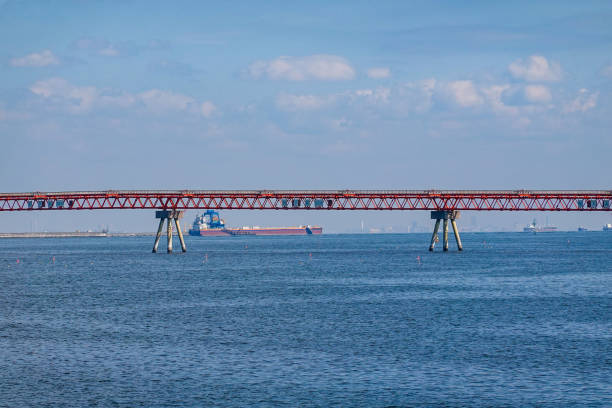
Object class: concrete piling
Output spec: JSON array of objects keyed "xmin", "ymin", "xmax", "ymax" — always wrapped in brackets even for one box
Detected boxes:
[
  {"xmin": 153, "ymin": 210, "xmax": 185, "ymax": 254},
  {"xmin": 152, "ymin": 218, "xmax": 165, "ymax": 253},
  {"xmin": 443, "ymin": 218, "xmax": 449, "ymax": 251},
  {"xmin": 430, "ymin": 210, "xmax": 462, "ymax": 252},
  {"xmin": 451, "ymin": 219, "xmax": 463, "ymax": 251},
  {"xmin": 167, "ymin": 217, "xmax": 173, "ymax": 253},
  {"xmin": 175, "ymin": 218, "xmax": 187, "ymax": 252},
  {"xmin": 429, "ymin": 219, "xmax": 441, "ymax": 251}
]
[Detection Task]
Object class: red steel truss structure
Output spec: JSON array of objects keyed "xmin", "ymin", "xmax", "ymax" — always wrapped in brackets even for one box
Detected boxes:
[{"xmin": 1, "ymin": 190, "xmax": 611, "ymax": 212}]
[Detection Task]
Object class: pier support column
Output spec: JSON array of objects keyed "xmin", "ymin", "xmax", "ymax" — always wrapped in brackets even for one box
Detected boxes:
[
  {"xmin": 175, "ymin": 218, "xmax": 187, "ymax": 253},
  {"xmin": 153, "ymin": 210, "xmax": 185, "ymax": 254},
  {"xmin": 167, "ymin": 217, "xmax": 173, "ymax": 253},
  {"xmin": 429, "ymin": 210, "xmax": 462, "ymax": 252},
  {"xmin": 443, "ymin": 218, "xmax": 449, "ymax": 251},
  {"xmin": 152, "ymin": 218, "xmax": 165, "ymax": 253},
  {"xmin": 429, "ymin": 219, "xmax": 441, "ymax": 251},
  {"xmin": 451, "ymin": 219, "xmax": 463, "ymax": 251}
]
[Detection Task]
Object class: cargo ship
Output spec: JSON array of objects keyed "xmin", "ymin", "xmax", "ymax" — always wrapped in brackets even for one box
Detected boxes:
[
  {"xmin": 523, "ymin": 219, "xmax": 558, "ymax": 233},
  {"xmin": 604, "ymin": 224, "xmax": 612, "ymax": 231},
  {"xmin": 188, "ymin": 210, "xmax": 322, "ymax": 236}
]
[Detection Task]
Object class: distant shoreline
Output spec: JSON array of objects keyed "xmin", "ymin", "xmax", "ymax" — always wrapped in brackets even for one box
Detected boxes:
[
  {"xmin": 0, "ymin": 232, "xmax": 157, "ymax": 238},
  {"xmin": 0, "ymin": 230, "xmax": 604, "ymax": 238}
]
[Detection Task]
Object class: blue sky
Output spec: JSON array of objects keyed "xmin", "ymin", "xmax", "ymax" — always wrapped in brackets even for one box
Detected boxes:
[{"xmin": 1, "ymin": 0, "xmax": 611, "ymax": 232}]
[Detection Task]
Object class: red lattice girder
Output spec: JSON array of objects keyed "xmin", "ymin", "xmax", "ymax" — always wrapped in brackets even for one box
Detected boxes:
[{"xmin": 0, "ymin": 190, "xmax": 610, "ymax": 212}]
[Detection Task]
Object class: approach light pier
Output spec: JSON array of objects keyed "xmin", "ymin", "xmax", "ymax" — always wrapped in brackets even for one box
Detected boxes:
[{"xmin": 1, "ymin": 190, "xmax": 611, "ymax": 252}]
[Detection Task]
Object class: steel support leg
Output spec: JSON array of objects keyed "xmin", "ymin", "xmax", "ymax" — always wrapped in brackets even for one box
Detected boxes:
[
  {"xmin": 167, "ymin": 218, "xmax": 173, "ymax": 253},
  {"xmin": 152, "ymin": 218, "xmax": 165, "ymax": 253},
  {"xmin": 443, "ymin": 219, "xmax": 449, "ymax": 251},
  {"xmin": 451, "ymin": 219, "xmax": 463, "ymax": 251},
  {"xmin": 175, "ymin": 218, "xmax": 186, "ymax": 253},
  {"xmin": 429, "ymin": 219, "xmax": 441, "ymax": 251}
]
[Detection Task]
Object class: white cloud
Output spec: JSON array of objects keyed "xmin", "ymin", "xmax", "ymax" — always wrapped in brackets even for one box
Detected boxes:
[
  {"xmin": 330, "ymin": 117, "xmax": 352, "ymax": 131},
  {"xmin": 30, "ymin": 78, "xmax": 215, "ymax": 117},
  {"xmin": 563, "ymin": 88, "xmax": 598, "ymax": 113},
  {"xmin": 98, "ymin": 92, "xmax": 136, "ymax": 108},
  {"xmin": 366, "ymin": 67, "xmax": 391, "ymax": 79},
  {"xmin": 248, "ymin": 54, "xmax": 355, "ymax": 81},
  {"xmin": 275, "ymin": 86, "xmax": 392, "ymax": 112},
  {"xmin": 481, "ymin": 84, "xmax": 518, "ymax": 115},
  {"xmin": 30, "ymin": 78, "xmax": 97, "ymax": 113},
  {"xmin": 138, "ymin": 89, "xmax": 196, "ymax": 113},
  {"xmin": 276, "ymin": 93, "xmax": 332, "ymax": 111},
  {"xmin": 273, "ymin": 74, "xmax": 593, "ymax": 123},
  {"xmin": 200, "ymin": 101, "xmax": 217, "ymax": 117},
  {"xmin": 10, "ymin": 50, "xmax": 59, "ymax": 67},
  {"xmin": 353, "ymin": 87, "xmax": 390, "ymax": 104},
  {"xmin": 447, "ymin": 80, "xmax": 483, "ymax": 107},
  {"xmin": 73, "ymin": 37, "xmax": 144, "ymax": 57},
  {"xmin": 394, "ymin": 79, "xmax": 437, "ymax": 113},
  {"xmin": 508, "ymin": 55, "xmax": 562, "ymax": 82},
  {"xmin": 524, "ymin": 85, "xmax": 552, "ymax": 103},
  {"xmin": 416, "ymin": 79, "xmax": 436, "ymax": 112}
]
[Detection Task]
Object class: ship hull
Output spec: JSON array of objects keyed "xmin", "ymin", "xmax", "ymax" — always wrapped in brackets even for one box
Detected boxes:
[
  {"xmin": 523, "ymin": 228, "xmax": 558, "ymax": 233},
  {"xmin": 189, "ymin": 227, "xmax": 323, "ymax": 236}
]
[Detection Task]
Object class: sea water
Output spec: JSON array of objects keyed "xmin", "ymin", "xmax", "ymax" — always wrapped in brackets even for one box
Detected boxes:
[{"xmin": 1, "ymin": 232, "xmax": 610, "ymax": 407}]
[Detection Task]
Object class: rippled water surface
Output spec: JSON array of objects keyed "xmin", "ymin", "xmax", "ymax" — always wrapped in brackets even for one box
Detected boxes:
[{"xmin": 1, "ymin": 232, "xmax": 611, "ymax": 407}]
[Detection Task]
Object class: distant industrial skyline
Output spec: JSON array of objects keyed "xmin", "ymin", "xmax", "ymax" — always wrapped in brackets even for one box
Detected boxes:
[{"xmin": 1, "ymin": 1, "xmax": 611, "ymax": 232}]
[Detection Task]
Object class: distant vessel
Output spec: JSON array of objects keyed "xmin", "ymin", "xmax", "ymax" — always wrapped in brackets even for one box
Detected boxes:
[
  {"xmin": 188, "ymin": 210, "xmax": 322, "ymax": 236},
  {"xmin": 604, "ymin": 224, "xmax": 612, "ymax": 231},
  {"xmin": 523, "ymin": 219, "xmax": 558, "ymax": 233},
  {"xmin": 577, "ymin": 226, "xmax": 588, "ymax": 232}
]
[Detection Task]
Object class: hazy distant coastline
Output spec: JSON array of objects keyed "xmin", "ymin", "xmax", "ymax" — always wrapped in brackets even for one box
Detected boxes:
[{"xmin": 0, "ymin": 232, "xmax": 156, "ymax": 239}]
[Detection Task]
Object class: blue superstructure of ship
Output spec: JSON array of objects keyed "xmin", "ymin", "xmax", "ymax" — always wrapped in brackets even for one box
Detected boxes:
[{"xmin": 188, "ymin": 210, "xmax": 322, "ymax": 236}]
